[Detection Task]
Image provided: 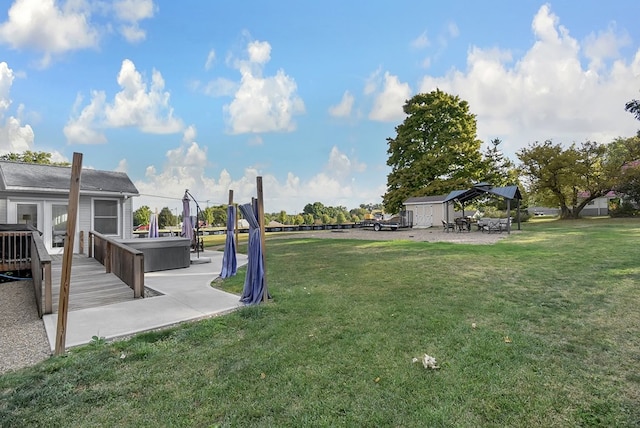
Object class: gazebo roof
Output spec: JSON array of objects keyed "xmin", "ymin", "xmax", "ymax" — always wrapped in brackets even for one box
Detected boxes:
[{"xmin": 443, "ymin": 183, "xmax": 522, "ymax": 204}]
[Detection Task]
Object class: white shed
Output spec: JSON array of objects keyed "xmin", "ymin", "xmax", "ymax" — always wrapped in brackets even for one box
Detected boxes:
[{"xmin": 403, "ymin": 195, "xmax": 454, "ymax": 229}]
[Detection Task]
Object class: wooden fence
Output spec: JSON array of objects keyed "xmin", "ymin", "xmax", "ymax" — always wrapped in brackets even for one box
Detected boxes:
[
  {"xmin": 89, "ymin": 231, "xmax": 144, "ymax": 298},
  {"xmin": 0, "ymin": 231, "xmax": 52, "ymax": 317}
]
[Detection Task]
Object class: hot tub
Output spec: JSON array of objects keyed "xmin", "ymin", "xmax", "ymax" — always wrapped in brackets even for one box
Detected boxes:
[{"xmin": 118, "ymin": 237, "xmax": 191, "ymax": 272}]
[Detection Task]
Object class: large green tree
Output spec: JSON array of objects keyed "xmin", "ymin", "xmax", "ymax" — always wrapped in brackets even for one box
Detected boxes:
[
  {"xmin": 610, "ymin": 134, "xmax": 640, "ymax": 203},
  {"xmin": 518, "ymin": 139, "xmax": 639, "ymax": 219},
  {"xmin": 158, "ymin": 207, "xmax": 174, "ymax": 229},
  {"xmin": 0, "ymin": 150, "xmax": 69, "ymax": 165},
  {"xmin": 383, "ymin": 90, "xmax": 486, "ymax": 213},
  {"xmin": 133, "ymin": 206, "xmax": 152, "ymax": 227}
]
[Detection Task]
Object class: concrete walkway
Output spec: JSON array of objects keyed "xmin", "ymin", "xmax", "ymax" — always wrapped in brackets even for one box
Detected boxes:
[{"xmin": 43, "ymin": 250, "xmax": 248, "ymax": 351}]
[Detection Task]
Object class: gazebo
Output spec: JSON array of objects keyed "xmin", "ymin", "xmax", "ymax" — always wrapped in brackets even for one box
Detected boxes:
[{"xmin": 443, "ymin": 182, "xmax": 523, "ymax": 233}]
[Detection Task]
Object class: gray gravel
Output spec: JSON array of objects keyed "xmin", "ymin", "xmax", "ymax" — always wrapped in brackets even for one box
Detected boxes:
[{"xmin": 0, "ymin": 280, "xmax": 52, "ymax": 375}]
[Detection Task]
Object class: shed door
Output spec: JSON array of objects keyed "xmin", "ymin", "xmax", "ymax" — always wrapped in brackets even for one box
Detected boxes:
[{"xmin": 415, "ymin": 204, "xmax": 433, "ymax": 228}]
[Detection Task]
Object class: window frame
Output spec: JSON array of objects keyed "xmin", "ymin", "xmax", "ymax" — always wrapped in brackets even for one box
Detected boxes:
[{"xmin": 92, "ymin": 198, "xmax": 120, "ymax": 236}]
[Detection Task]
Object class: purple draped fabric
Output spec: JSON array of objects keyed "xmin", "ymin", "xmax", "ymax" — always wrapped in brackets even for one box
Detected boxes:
[
  {"xmin": 181, "ymin": 193, "xmax": 193, "ymax": 242},
  {"xmin": 238, "ymin": 203, "xmax": 267, "ymax": 305},
  {"xmin": 148, "ymin": 213, "xmax": 159, "ymax": 238},
  {"xmin": 220, "ymin": 205, "xmax": 237, "ymax": 278}
]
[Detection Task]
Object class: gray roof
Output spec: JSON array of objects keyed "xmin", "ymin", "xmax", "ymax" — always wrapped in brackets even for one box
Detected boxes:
[
  {"xmin": 443, "ymin": 183, "xmax": 522, "ymax": 204},
  {"xmin": 404, "ymin": 194, "xmax": 448, "ymax": 204},
  {"xmin": 0, "ymin": 161, "xmax": 139, "ymax": 195}
]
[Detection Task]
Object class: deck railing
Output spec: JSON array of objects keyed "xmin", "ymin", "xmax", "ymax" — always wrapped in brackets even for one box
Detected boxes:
[
  {"xmin": 30, "ymin": 233, "xmax": 52, "ymax": 316},
  {"xmin": 88, "ymin": 231, "xmax": 144, "ymax": 298},
  {"xmin": 0, "ymin": 231, "xmax": 52, "ymax": 317}
]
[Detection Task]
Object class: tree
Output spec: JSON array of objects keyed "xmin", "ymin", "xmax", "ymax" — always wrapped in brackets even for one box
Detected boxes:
[
  {"xmin": 303, "ymin": 202, "xmax": 327, "ymax": 220},
  {"xmin": 626, "ymin": 95, "xmax": 640, "ymax": 121},
  {"xmin": 483, "ymin": 138, "xmax": 517, "ymax": 187},
  {"xmin": 133, "ymin": 206, "xmax": 152, "ymax": 227},
  {"xmin": 206, "ymin": 205, "xmax": 226, "ymax": 227},
  {"xmin": 518, "ymin": 140, "xmax": 635, "ymax": 219},
  {"xmin": 158, "ymin": 207, "xmax": 174, "ymax": 228},
  {"xmin": 383, "ymin": 90, "xmax": 486, "ymax": 213},
  {"xmin": 277, "ymin": 210, "xmax": 288, "ymax": 224},
  {"xmin": 611, "ymin": 134, "xmax": 640, "ymax": 203},
  {"xmin": 0, "ymin": 150, "xmax": 70, "ymax": 165},
  {"xmin": 303, "ymin": 214, "xmax": 314, "ymax": 225}
]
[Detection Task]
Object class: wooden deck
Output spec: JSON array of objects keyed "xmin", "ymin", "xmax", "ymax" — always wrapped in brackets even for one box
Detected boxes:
[{"xmin": 50, "ymin": 255, "xmax": 137, "ymax": 313}]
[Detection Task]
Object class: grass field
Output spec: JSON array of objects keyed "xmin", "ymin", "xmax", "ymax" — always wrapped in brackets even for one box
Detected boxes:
[{"xmin": 1, "ymin": 218, "xmax": 639, "ymax": 427}]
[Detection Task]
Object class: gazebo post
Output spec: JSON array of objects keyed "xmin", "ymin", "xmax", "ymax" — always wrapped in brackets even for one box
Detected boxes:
[{"xmin": 506, "ymin": 199, "xmax": 511, "ymax": 234}]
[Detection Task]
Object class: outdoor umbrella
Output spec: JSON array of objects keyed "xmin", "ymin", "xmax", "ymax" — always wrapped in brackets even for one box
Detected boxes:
[
  {"xmin": 181, "ymin": 192, "xmax": 193, "ymax": 243},
  {"xmin": 238, "ymin": 202, "xmax": 267, "ymax": 305},
  {"xmin": 220, "ymin": 204, "xmax": 237, "ymax": 278},
  {"xmin": 148, "ymin": 212, "xmax": 159, "ymax": 238}
]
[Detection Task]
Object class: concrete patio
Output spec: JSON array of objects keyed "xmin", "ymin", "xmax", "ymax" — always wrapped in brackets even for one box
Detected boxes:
[{"xmin": 42, "ymin": 250, "xmax": 248, "ymax": 351}]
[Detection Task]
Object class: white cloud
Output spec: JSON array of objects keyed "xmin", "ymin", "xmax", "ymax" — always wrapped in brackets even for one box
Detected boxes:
[
  {"xmin": 368, "ymin": 72, "xmax": 411, "ymax": 122},
  {"xmin": 134, "ymin": 142, "xmax": 376, "ymax": 214},
  {"xmin": 182, "ymin": 125, "xmax": 197, "ymax": 143},
  {"xmin": 411, "ymin": 31, "xmax": 430, "ymax": 49},
  {"xmin": 64, "ymin": 91, "xmax": 108, "ymax": 144},
  {"xmin": 205, "ymin": 49, "xmax": 216, "ymax": 70},
  {"xmin": 115, "ymin": 158, "xmax": 128, "ymax": 173},
  {"xmin": 0, "ymin": 0, "xmax": 156, "ymax": 65},
  {"xmin": 223, "ymin": 40, "xmax": 305, "ymax": 134},
  {"xmin": 363, "ymin": 68, "xmax": 381, "ymax": 95},
  {"xmin": 64, "ymin": 59, "xmax": 184, "ymax": 143},
  {"xmin": 119, "ymin": 24, "xmax": 146, "ymax": 43},
  {"xmin": 326, "ymin": 146, "xmax": 365, "ymax": 179},
  {"xmin": 446, "ymin": 21, "xmax": 459, "ymax": 38},
  {"xmin": 202, "ymin": 77, "xmax": 237, "ymax": 97},
  {"xmin": 247, "ymin": 40, "xmax": 271, "ymax": 64},
  {"xmin": 0, "ymin": 0, "xmax": 99, "ymax": 67},
  {"xmin": 418, "ymin": 4, "xmax": 640, "ymax": 157},
  {"xmin": 328, "ymin": 91, "xmax": 354, "ymax": 118},
  {"xmin": 0, "ymin": 62, "xmax": 34, "ymax": 154},
  {"xmin": 113, "ymin": 0, "xmax": 155, "ymax": 43},
  {"xmin": 0, "ymin": 62, "xmax": 14, "ymax": 111},
  {"xmin": 0, "ymin": 115, "xmax": 35, "ymax": 154},
  {"xmin": 583, "ymin": 24, "xmax": 631, "ymax": 70}
]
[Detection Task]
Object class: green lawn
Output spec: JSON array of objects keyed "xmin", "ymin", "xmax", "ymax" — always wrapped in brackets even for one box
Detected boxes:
[{"xmin": 2, "ymin": 218, "xmax": 639, "ymax": 427}]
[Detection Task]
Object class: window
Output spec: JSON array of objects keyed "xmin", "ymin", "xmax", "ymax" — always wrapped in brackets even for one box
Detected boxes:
[{"xmin": 94, "ymin": 200, "xmax": 118, "ymax": 234}]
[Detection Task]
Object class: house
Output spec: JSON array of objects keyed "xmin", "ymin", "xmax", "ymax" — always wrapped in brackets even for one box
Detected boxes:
[
  {"xmin": 579, "ymin": 191, "xmax": 617, "ymax": 216},
  {"xmin": 403, "ymin": 195, "xmax": 454, "ymax": 228},
  {"xmin": 0, "ymin": 160, "xmax": 139, "ymax": 254}
]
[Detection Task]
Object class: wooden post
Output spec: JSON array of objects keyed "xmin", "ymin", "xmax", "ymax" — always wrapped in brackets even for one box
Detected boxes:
[
  {"xmin": 55, "ymin": 152, "xmax": 82, "ymax": 355},
  {"xmin": 256, "ymin": 177, "xmax": 268, "ymax": 302}
]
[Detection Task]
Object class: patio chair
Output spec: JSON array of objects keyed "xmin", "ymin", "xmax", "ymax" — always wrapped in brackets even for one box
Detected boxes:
[
  {"xmin": 454, "ymin": 217, "xmax": 470, "ymax": 232},
  {"xmin": 442, "ymin": 220, "xmax": 455, "ymax": 232},
  {"xmin": 486, "ymin": 219, "xmax": 502, "ymax": 234}
]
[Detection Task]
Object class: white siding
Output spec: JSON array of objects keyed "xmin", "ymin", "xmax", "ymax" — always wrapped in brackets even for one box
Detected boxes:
[
  {"xmin": 0, "ymin": 198, "xmax": 6, "ymax": 223},
  {"xmin": 123, "ymin": 198, "xmax": 134, "ymax": 239}
]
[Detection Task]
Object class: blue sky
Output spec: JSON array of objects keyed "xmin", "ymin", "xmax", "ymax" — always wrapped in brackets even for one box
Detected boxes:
[{"xmin": 1, "ymin": 1, "xmax": 639, "ymax": 214}]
